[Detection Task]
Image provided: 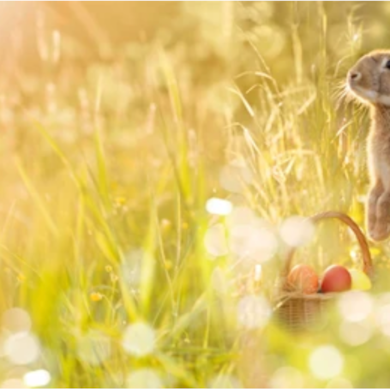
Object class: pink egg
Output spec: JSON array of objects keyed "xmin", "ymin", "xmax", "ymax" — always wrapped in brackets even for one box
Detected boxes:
[{"xmin": 321, "ymin": 265, "xmax": 352, "ymax": 293}]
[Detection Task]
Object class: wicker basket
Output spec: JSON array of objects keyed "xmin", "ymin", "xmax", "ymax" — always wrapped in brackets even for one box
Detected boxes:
[{"xmin": 274, "ymin": 211, "xmax": 373, "ymax": 331}]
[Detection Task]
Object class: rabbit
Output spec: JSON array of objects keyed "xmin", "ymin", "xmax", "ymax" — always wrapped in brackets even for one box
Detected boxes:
[{"xmin": 347, "ymin": 50, "xmax": 390, "ymax": 242}]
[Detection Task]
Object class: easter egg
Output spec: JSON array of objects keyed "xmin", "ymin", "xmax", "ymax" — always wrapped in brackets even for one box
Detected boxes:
[
  {"xmin": 349, "ymin": 268, "xmax": 372, "ymax": 291},
  {"xmin": 321, "ymin": 265, "xmax": 352, "ymax": 293},
  {"xmin": 287, "ymin": 264, "xmax": 319, "ymax": 294}
]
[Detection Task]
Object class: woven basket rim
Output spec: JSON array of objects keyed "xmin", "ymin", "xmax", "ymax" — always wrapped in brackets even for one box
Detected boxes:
[
  {"xmin": 274, "ymin": 291, "xmax": 338, "ymax": 312},
  {"xmin": 277, "ymin": 291, "xmax": 340, "ymax": 300}
]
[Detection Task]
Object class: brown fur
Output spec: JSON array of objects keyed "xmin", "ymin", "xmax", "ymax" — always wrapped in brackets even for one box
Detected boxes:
[{"xmin": 348, "ymin": 50, "xmax": 390, "ymax": 241}]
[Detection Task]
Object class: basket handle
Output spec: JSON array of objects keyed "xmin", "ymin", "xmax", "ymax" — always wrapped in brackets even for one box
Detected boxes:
[{"xmin": 282, "ymin": 211, "xmax": 373, "ymax": 280}]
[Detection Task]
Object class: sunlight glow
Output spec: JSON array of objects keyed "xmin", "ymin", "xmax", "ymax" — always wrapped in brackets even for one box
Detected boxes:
[
  {"xmin": 23, "ymin": 370, "xmax": 51, "ymax": 388},
  {"xmin": 122, "ymin": 322, "xmax": 155, "ymax": 357},
  {"xmin": 269, "ymin": 366, "xmax": 304, "ymax": 388},
  {"xmin": 375, "ymin": 297, "xmax": 390, "ymax": 337},
  {"xmin": 376, "ymin": 307, "xmax": 390, "ymax": 336},
  {"xmin": 230, "ymin": 223, "xmax": 277, "ymax": 262},
  {"xmin": 206, "ymin": 197, "xmax": 233, "ymax": 216},
  {"xmin": 309, "ymin": 345, "xmax": 344, "ymax": 380},
  {"xmin": 1, "ymin": 379, "xmax": 26, "ymax": 389},
  {"xmin": 338, "ymin": 291, "xmax": 373, "ymax": 322},
  {"xmin": 279, "ymin": 216, "xmax": 314, "ymax": 247},
  {"xmin": 237, "ymin": 294, "xmax": 271, "ymax": 329},
  {"xmin": 204, "ymin": 223, "xmax": 229, "ymax": 257},
  {"xmin": 0, "ymin": 2, "xmax": 388, "ymax": 389},
  {"xmin": 226, "ymin": 206, "xmax": 277, "ymax": 262},
  {"xmin": 126, "ymin": 369, "xmax": 163, "ymax": 388},
  {"xmin": 4, "ymin": 332, "xmax": 40, "ymax": 365},
  {"xmin": 226, "ymin": 206, "xmax": 257, "ymax": 227},
  {"xmin": 349, "ymin": 250, "xmax": 358, "ymax": 261},
  {"xmin": 2, "ymin": 308, "xmax": 31, "ymax": 334},
  {"xmin": 339, "ymin": 320, "xmax": 373, "ymax": 346},
  {"xmin": 219, "ymin": 160, "xmax": 253, "ymax": 193},
  {"xmin": 352, "ymin": 33, "xmax": 360, "ymax": 42}
]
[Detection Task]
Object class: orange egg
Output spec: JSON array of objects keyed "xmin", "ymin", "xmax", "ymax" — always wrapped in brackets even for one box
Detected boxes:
[{"xmin": 287, "ymin": 264, "xmax": 319, "ymax": 294}]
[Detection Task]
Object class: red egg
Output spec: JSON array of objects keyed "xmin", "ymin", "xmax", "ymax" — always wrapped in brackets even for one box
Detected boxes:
[
  {"xmin": 287, "ymin": 264, "xmax": 319, "ymax": 294},
  {"xmin": 321, "ymin": 265, "xmax": 352, "ymax": 293}
]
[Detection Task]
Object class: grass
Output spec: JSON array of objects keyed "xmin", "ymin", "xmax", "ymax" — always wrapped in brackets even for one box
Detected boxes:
[{"xmin": 2, "ymin": 1, "xmax": 390, "ymax": 388}]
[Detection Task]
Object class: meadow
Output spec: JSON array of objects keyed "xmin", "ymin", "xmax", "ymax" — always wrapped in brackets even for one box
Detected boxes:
[{"xmin": 2, "ymin": 1, "xmax": 390, "ymax": 388}]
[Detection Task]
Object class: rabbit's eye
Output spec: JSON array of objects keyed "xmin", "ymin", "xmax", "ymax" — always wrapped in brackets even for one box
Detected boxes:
[{"xmin": 385, "ymin": 60, "xmax": 390, "ymax": 69}]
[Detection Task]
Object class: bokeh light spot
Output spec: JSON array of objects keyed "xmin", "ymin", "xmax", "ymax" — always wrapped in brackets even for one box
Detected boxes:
[
  {"xmin": 280, "ymin": 216, "xmax": 314, "ymax": 247},
  {"xmin": 206, "ymin": 197, "xmax": 233, "ymax": 216},
  {"xmin": 237, "ymin": 295, "xmax": 271, "ymax": 329},
  {"xmin": 122, "ymin": 322, "xmax": 155, "ymax": 357},
  {"xmin": 126, "ymin": 369, "xmax": 163, "ymax": 388},
  {"xmin": 309, "ymin": 345, "xmax": 344, "ymax": 380},
  {"xmin": 4, "ymin": 332, "xmax": 40, "ymax": 365},
  {"xmin": 229, "ymin": 223, "xmax": 278, "ymax": 262},
  {"xmin": 23, "ymin": 370, "xmax": 51, "ymax": 388},
  {"xmin": 204, "ymin": 223, "xmax": 228, "ymax": 257},
  {"xmin": 226, "ymin": 206, "xmax": 257, "ymax": 227},
  {"xmin": 338, "ymin": 291, "xmax": 373, "ymax": 322},
  {"xmin": 254, "ymin": 264, "xmax": 262, "ymax": 282},
  {"xmin": 1, "ymin": 379, "xmax": 26, "ymax": 389},
  {"xmin": 219, "ymin": 160, "xmax": 253, "ymax": 193},
  {"xmin": 374, "ymin": 296, "xmax": 390, "ymax": 337},
  {"xmin": 339, "ymin": 320, "xmax": 373, "ymax": 346},
  {"xmin": 2, "ymin": 308, "xmax": 31, "ymax": 334},
  {"xmin": 226, "ymin": 207, "xmax": 277, "ymax": 262},
  {"xmin": 269, "ymin": 366, "xmax": 304, "ymax": 388}
]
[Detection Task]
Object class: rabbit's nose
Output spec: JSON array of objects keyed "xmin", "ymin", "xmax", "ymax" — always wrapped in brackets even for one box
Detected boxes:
[{"xmin": 349, "ymin": 71, "xmax": 361, "ymax": 81}]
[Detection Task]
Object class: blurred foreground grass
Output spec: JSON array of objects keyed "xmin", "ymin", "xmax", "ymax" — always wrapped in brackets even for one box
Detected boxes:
[{"xmin": 2, "ymin": 1, "xmax": 390, "ymax": 388}]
